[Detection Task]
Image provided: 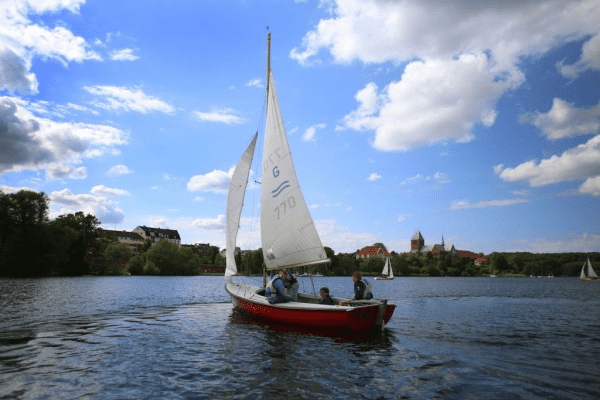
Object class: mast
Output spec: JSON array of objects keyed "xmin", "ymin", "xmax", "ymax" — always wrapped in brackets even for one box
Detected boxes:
[
  {"xmin": 266, "ymin": 32, "xmax": 271, "ymax": 109},
  {"xmin": 262, "ymin": 31, "xmax": 271, "ymax": 289}
]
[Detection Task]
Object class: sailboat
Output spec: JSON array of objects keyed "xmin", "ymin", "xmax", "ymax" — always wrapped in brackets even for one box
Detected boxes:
[
  {"xmin": 580, "ymin": 257, "xmax": 598, "ymax": 281},
  {"xmin": 375, "ymin": 257, "xmax": 394, "ymax": 280},
  {"xmin": 224, "ymin": 33, "xmax": 396, "ymax": 331}
]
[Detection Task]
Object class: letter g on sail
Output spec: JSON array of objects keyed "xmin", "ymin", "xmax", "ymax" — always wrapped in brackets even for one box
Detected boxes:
[{"xmin": 273, "ymin": 166, "xmax": 279, "ymax": 177}]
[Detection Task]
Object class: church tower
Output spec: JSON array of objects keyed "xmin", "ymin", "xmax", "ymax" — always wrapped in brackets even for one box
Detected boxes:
[{"xmin": 411, "ymin": 230, "xmax": 425, "ymax": 252}]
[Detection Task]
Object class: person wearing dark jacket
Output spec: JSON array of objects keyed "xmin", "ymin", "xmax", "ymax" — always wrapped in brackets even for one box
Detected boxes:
[
  {"xmin": 318, "ymin": 287, "xmax": 335, "ymax": 305},
  {"xmin": 353, "ymin": 272, "xmax": 373, "ymax": 300}
]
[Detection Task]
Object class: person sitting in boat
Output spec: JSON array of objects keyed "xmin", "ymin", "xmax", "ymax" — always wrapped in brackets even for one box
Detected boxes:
[
  {"xmin": 266, "ymin": 270, "xmax": 294, "ymax": 304},
  {"xmin": 281, "ymin": 269, "xmax": 299, "ymax": 301},
  {"xmin": 352, "ymin": 272, "xmax": 373, "ymax": 300},
  {"xmin": 318, "ymin": 287, "xmax": 335, "ymax": 305}
]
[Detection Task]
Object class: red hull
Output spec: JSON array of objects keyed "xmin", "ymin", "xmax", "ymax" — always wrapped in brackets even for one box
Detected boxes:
[{"xmin": 226, "ymin": 283, "xmax": 395, "ymax": 331}]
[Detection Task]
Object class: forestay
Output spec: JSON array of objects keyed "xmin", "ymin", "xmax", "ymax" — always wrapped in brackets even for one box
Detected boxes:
[
  {"xmin": 225, "ymin": 133, "xmax": 258, "ymax": 282},
  {"xmin": 260, "ymin": 71, "xmax": 329, "ymax": 271}
]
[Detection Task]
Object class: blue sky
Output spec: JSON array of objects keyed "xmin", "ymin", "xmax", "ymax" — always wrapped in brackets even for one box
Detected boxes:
[{"xmin": 1, "ymin": 0, "xmax": 599, "ymax": 255}]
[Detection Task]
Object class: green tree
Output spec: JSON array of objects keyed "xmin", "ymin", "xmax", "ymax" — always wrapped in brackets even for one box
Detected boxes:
[
  {"xmin": 177, "ymin": 247, "xmax": 201, "ymax": 275},
  {"xmin": 333, "ymin": 253, "xmax": 355, "ymax": 276},
  {"xmin": 373, "ymin": 242, "xmax": 387, "ymax": 251},
  {"xmin": 392, "ymin": 254, "xmax": 410, "ymax": 277},
  {"xmin": 53, "ymin": 212, "xmax": 101, "ymax": 275},
  {"xmin": 144, "ymin": 261, "xmax": 160, "ymax": 275},
  {"xmin": 490, "ymin": 253, "xmax": 510, "ymax": 274},
  {"xmin": 209, "ymin": 246, "xmax": 220, "ymax": 264},
  {"xmin": 145, "ymin": 239, "xmax": 179, "ymax": 275},
  {"xmin": 103, "ymin": 242, "xmax": 133, "ymax": 275},
  {"xmin": 87, "ymin": 232, "xmax": 118, "ymax": 275},
  {"xmin": 0, "ymin": 190, "xmax": 50, "ymax": 276},
  {"xmin": 141, "ymin": 239, "xmax": 152, "ymax": 253},
  {"xmin": 128, "ymin": 253, "xmax": 146, "ymax": 275}
]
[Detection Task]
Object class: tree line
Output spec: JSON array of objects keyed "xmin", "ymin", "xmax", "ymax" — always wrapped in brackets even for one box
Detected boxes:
[
  {"xmin": 0, "ymin": 190, "xmax": 220, "ymax": 277},
  {"xmin": 1, "ymin": 190, "xmax": 596, "ymax": 278}
]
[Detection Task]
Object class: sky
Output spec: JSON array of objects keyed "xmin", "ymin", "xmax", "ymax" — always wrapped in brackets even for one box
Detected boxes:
[{"xmin": 1, "ymin": 0, "xmax": 599, "ymax": 255}]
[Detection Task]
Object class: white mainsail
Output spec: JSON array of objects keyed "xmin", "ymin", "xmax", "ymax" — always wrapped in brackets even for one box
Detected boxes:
[
  {"xmin": 225, "ymin": 133, "xmax": 258, "ymax": 282},
  {"xmin": 260, "ymin": 71, "xmax": 329, "ymax": 271}
]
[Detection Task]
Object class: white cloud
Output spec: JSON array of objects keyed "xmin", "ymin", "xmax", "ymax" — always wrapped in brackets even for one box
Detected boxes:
[
  {"xmin": 511, "ymin": 189, "xmax": 530, "ymax": 196},
  {"xmin": 192, "ymin": 108, "xmax": 245, "ymax": 125},
  {"xmin": 0, "ymin": 49, "xmax": 38, "ymax": 94},
  {"xmin": 302, "ymin": 123, "xmax": 326, "ymax": 142},
  {"xmin": 296, "ymin": 0, "xmax": 600, "ymax": 151},
  {"xmin": 579, "ymin": 176, "xmax": 600, "ymax": 196},
  {"xmin": 340, "ymin": 53, "xmax": 514, "ymax": 151},
  {"xmin": 110, "ymin": 48, "xmax": 139, "ymax": 61},
  {"xmin": 0, "ymin": 0, "xmax": 100, "ymax": 94},
  {"xmin": 49, "ymin": 187, "xmax": 125, "ymax": 224},
  {"xmin": 0, "ymin": 97, "xmax": 129, "ymax": 177},
  {"xmin": 84, "ymin": 86, "xmax": 175, "ymax": 114},
  {"xmin": 47, "ymin": 164, "xmax": 87, "ymax": 180},
  {"xmin": 291, "ymin": 1, "xmax": 599, "ymax": 69},
  {"xmin": 520, "ymin": 98, "xmax": 600, "ymax": 139},
  {"xmin": 557, "ymin": 34, "xmax": 600, "ymax": 79},
  {"xmin": 0, "ymin": 184, "xmax": 36, "ymax": 194},
  {"xmin": 400, "ymin": 174, "xmax": 421, "ymax": 185},
  {"xmin": 510, "ymin": 232, "xmax": 600, "ymax": 253},
  {"xmin": 107, "ymin": 164, "xmax": 133, "ymax": 176},
  {"xmin": 428, "ymin": 171, "xmax": 450, "ymax": 184},
  {"xmin": 314, "ymin": 218, "xmax": 378, "ymax": 253},
  {"xmin": 245, "ymin": 78, "xmax": 263, "ymax": 88},
  {"xmin": 91, "ymin": 185, "xmax": 130, "ymax": 197},
  {"xmin": 367, "ymin": 172, "xmax": 382, "ymax": 181},
  {"xmin": 396, "ymin": 214, "xmax": 411, "ymax": 223},
  {"xmin": 187, "ymin": 167, "xmax": 234, "ymax": 194},
  {"xmin": 191, "ymin": 214, "xmax": 226, "ymax": 230},
  {"xmin": 497, "ymin": 134, "xmax": 600, "ymax": 188},
  {"xmin": 450, "ymin": 198, "xmax": 529, "ymax": 210}
]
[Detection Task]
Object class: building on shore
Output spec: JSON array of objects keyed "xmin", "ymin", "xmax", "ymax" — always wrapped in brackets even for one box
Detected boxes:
[
  {"xmin": 356, "ymin": 246, "xmax": 391, "ymax": 260},
  {"xmin": 410, "ymin": 230, "xmax": 478, "ymax": 260},
  {"xmin": 99, "ymin": 229, "xmax": 145, "ymax": 254},
  {"xmin": 132, "ymin": 226, "xmax": 181, "ymax": 247}
]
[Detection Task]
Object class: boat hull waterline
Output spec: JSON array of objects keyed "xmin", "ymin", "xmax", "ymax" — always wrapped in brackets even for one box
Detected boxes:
[{"xmin": 226, "ymin": 283, "xmax": 395, "ymax": 331}]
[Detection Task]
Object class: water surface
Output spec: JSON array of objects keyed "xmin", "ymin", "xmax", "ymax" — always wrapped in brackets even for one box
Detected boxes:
[{"xmin": 1, "ymin": 276, "xmax": 599, "ymax": 399}]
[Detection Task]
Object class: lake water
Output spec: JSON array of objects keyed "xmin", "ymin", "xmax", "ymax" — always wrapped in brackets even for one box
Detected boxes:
[{"xmin": 1, "ymin": 276, "xmax": 599, "ymax": 399}]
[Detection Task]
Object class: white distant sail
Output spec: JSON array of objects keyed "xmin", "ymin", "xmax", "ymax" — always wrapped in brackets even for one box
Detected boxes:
[
  {"xmin": 588, "ymin": 257, "xmax": 598, "ymax": 278},
  {"xmin": 581, "ymin": 257, "xmax": 598, "ymax": 281},
  {"xmin": 225, "ymin": 133, "xmax": 258, "ymax": 282},
  {"xmin": 383, "ymin": 258, "xmax": 394, "ymax": 278},
  {"xmin": 260, "ymin": 71, "xmax": 328, "ymax": 271}
]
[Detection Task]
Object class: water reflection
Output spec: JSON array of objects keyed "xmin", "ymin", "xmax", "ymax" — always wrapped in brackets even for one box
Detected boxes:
[{"xmin": 227, "ymin": 309, "xmax": 395, "ymax": 346}]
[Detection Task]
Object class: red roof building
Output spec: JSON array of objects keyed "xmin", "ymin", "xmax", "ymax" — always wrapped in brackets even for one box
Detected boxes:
[
  {"xmin": 455, "ymin": 250, "xmax": 479, "ymax": 260},
  {"xmin": 356, "ymin": 246, "xmax": 390, "ymax": 259}
]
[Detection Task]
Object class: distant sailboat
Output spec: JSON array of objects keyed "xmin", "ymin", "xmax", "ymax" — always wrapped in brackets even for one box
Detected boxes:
[
  {"xmin": 580, "ymin": 257, "xmax": 598, "ymax": 281},
  {"xmin": 375, "ymin": 258, "xmax": 394, "ymax": 280}
]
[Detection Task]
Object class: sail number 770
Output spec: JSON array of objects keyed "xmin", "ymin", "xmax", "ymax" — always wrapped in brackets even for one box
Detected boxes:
[{"xmin": 275, "ymin": 196, "xmax": 296, "ymax": 219}]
